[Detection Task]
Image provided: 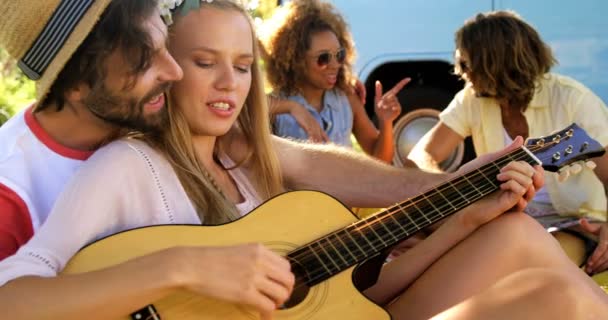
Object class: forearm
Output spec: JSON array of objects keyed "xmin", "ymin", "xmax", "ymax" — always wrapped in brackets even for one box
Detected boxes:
[
  {"xmin": 267, "ymin": 96, "xmax": 293, "ymax": 117},
  {"xmin": 408, "ymin": 139, "xmax": 446, "ymax": 173},
  {"xmin": 369, "ymin": 120, "xmax": 395, "ymax": 163},
  {"xmin": 408, "ymin": 147, "xmax": 444, "ymax": 173},
  {"xmin": 275, "ymin": 136, "xmax": 448, "ymax": 208},
  {"xmin": 1, "ymin": 248, "xmax": 182, "ymax": 320},
  {"xmin": 408, "ymin": 122, "xmax": 464, "ymax": 173}
]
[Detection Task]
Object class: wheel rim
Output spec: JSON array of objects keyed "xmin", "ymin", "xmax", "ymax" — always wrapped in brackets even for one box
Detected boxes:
[{"xmin": 393, "ymin": 108, "xmax": 464, "ymax": 172}]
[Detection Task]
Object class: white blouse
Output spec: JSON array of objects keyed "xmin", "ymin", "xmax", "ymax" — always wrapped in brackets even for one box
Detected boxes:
[{"xmin": 0, "ymin": 139, "xmax": 262, "ymax": 285}]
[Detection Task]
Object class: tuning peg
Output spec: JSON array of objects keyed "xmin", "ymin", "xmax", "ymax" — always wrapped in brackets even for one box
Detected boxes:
[
  {"xmin": 586, "ymin": 161, "xmax": 597, "ymax": 170},
  {"xmin": 569, "ymin": 162, "xmax": 582, "ymax": 175},
  {"xmin": 558, "ymin": 168, "xmax": 570, "ymax": 182}
]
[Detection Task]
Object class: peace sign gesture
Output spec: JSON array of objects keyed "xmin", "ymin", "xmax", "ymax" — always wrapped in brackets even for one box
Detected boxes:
[{"xmin": 374, "ymin": 77, "xmax": 410, "ymax": 123}]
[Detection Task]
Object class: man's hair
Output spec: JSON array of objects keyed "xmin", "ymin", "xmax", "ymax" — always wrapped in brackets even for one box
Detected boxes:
[
  {"xmin": 260, "ymin": 0, "xmax": 355, "ymax": 96},
  {"xmin": 455, "ymin": 10, "xmax": 557, "ymax": 110},
  {"xmin": 40, "ymin": 0, "xmax": 159, "ymax": 111}
]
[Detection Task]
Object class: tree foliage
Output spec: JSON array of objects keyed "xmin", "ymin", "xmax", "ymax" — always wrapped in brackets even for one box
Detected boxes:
[{"xmin": 0, "ymin": 49, "xmax": 35, "ymax": 125}]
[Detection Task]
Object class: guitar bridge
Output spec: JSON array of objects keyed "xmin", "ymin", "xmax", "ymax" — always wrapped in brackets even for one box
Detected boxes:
[{"xmin": 131, "ymin": 304, "xmax": 161, "ymax": 320}]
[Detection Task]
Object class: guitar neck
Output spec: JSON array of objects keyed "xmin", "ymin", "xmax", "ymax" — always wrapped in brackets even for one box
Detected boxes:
[{"xmin": 288, "ymin": 147, "xmax": 538, "ymax": 286}]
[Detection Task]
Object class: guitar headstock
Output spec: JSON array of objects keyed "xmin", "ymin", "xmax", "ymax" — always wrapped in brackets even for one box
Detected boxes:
[{"xmin": 525, "ymin": 123, "xmax": 605, "ymax": 172}]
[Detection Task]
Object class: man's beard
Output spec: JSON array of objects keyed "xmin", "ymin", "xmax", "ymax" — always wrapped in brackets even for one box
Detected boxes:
[{"xmin": 83, "ymin": 82, "xmax": 171, "ymax": 134}]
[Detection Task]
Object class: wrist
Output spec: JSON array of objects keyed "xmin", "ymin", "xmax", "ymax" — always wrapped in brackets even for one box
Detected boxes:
[
  {"xmin": 378, "ymin": 120, "xmax": 393, "ymax": 131},
  {"xmin": 156, "ymin": 247, "xmax": 193, "ymax": 291}
]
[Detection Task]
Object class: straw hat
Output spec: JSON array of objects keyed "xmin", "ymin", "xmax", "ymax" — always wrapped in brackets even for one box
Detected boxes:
[{"xmin": 0, "ymin": 0, "xmax": 113, "ymax": 104}]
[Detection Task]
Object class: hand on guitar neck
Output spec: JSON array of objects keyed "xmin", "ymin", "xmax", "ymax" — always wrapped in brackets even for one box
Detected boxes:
[{"xmin": 452, "ymin": 136, "xmax": 544, "ymax": 230}]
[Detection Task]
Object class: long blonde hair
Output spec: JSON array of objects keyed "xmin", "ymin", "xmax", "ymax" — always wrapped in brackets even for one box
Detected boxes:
[{"xmin": 148, "ymin": 0, "xmax": 284, "ymax": 225}]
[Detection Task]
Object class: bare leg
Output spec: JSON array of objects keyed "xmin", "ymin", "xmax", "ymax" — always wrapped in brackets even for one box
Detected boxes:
[
  {"xmin": 383, "ymin": 212, "xmax": 608, "ymax": 320},
  {"xmin": 432, "ymin": 269, "xmax": 608, "ymax": 320}
]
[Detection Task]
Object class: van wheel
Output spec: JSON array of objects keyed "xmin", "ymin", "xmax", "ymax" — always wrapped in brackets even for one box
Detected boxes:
[{"xmin": 390, "ymin": 86, "xmax": 475, "ymax": 171}]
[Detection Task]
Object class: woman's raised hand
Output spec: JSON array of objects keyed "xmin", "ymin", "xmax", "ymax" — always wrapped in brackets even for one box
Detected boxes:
[{"xmin": 374, "ymin": 77, "xmax": 410, "ymax": 123}]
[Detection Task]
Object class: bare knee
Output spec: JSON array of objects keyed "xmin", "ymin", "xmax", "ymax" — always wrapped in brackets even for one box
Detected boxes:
[
  {"xmin": 435, "ymin": 269, "xmax": 607, "ymax": 320},
  {"xmin": 478, "ymin": 212, "xmax": 562, "ymax": 254},
  {"xmin": 479, "ymin": 211, "xmax": 542, "ymax": 238},
  {"xmin": 511, "ymin": 269, "xmax": 607, "ymax": 319}
]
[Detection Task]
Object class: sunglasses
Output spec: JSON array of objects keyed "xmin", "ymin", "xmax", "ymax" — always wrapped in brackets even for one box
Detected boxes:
[{"xmin": 314, "ymin": 48, "xmax": 346, "ymax": 68}]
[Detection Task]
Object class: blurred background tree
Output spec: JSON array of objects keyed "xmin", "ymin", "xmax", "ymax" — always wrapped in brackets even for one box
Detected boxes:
[
  {"xmin": 0, "ymin": 48, "xmax": 35, "ymax": 126},
  {"xmin": 0, "ymin": 0, "xmax": 279, "ymax": 127}
]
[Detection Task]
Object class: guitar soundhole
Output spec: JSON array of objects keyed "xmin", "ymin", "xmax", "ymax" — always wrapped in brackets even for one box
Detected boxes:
[{"xmin": 282, "ymin": 276, "xmax": 310, "ymax": 309}]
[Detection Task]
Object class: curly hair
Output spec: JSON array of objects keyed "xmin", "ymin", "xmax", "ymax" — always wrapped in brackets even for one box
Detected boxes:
[
  {"xmin": 454, "ymin": 10, "xmax": 557, "ymax": 110},
  {"xmin": 259, "ymin": 0, "xmax": 355, "ymax": 96}
]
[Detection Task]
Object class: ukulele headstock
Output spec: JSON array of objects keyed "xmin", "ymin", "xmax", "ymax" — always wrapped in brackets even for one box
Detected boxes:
[{"xmin": 526, "ymin": 123, "xmax": 605, "ymax": 172}]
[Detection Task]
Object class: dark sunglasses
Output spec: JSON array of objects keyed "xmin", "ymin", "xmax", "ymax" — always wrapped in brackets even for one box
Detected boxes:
[{"xmin": 315, "ymin": 48, "xmax": 346, "ymax": 67}]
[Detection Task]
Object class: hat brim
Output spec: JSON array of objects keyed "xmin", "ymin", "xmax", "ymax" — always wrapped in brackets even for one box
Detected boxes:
[{"xmin": 34, "ymin": 0, "xmax": 113, "ymax": 108}]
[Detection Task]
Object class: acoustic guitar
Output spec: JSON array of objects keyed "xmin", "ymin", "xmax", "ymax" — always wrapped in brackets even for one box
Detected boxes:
[{"xmin": 62, "ymin": 123, "xmax": 605, "ymax": 320}]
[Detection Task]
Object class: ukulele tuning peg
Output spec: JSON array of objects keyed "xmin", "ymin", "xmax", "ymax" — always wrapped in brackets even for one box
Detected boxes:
[{"xmin": 558, "ymin": 167, "xmax": 570, "ymax": 182}]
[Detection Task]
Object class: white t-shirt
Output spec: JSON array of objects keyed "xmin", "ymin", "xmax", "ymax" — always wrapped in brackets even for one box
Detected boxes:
[{"xmin": 0, "ymin": 139, "xmax": 262, "ymax": 285}]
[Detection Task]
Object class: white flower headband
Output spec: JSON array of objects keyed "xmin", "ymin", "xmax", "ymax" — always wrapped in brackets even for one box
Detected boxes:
[{"xmin": 159, "ymin": 0, "xmax": 214, "ymax": 26}]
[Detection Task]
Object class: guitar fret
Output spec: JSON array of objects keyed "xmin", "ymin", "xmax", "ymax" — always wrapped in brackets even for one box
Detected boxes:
[
  {"xmin": 387, "ymin": 211, "xmax": 409, "ymax": 236},
  {"xmin": 323, "ymin": 235, "xmax": 351, "ymax": 267},
  {"xmin": 409, "ymin": 198, "xmax": 432, "ymax": 224},
  {"xmin": 343, "ymin": 228, "xmax": 371, "ymax": 257},
  {"xmin": 477, "ymin": 167, "xmax": 497, "ymax": 188},
  {"xmin": 309, "ymin": 242, "xmax": 334, "ymax": 275},
  {"xmin": 365, "ymin": 221, "xmax": 388, "ymax": 247},
  {"xmin": 461, "ymin": 174, "xmax": 484, "ymax": 196},
  {"xmin": 422, "ymin": 193, "xmax": 446, "ymax": 218},
  {"xmin": 332, "ymin": 231, "xmax": 359, "ymax": 262},
  {"xmin": 370, "ymin": 214, "xmax": 400, "ymax": 243},
  {"xmin": 316, "ymin": 240, "xmax": 342, "ymax": 272},
  {"xmin": 447, "ymin": 180, "xmax": 469, "ymax": 205},
  {"xmin": 397, "ymin": 202, "xmax": 420, "ymax": 229},
  {"xmin": 435, "ymin": 186, "xmax": 458, "ymax": 211},
  {"xmin": 352, "ymin": 226, "xmax": 379, "ymax": 254}
]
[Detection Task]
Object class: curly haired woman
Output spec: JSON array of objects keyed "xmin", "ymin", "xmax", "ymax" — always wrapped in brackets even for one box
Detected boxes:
[{"xmin": 260, "ymin": 0, "xmax": 409, "ymax": 163}]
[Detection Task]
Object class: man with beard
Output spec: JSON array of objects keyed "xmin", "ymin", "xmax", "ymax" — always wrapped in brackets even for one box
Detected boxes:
[{"xmin": 0, "ymin": 0, "xmax": 183, "ymax": 260}]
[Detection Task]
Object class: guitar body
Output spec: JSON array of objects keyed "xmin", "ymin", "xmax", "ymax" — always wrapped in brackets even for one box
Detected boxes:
[
  {"xmin": 62, "ymin": 191, "xmax": 390, "ymax": 320},
  {"xmin": 62, "ymin": 124, "xmax": 606, "ymax": 320}
]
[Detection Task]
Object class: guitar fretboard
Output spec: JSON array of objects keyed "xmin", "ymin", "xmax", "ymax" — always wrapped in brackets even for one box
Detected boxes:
[{"xmin": 287, "ymin": 147, "xmax": 538, "ymax": 286}]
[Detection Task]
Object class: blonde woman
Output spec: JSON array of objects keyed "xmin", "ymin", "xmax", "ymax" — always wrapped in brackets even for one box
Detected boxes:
[{"xmin": 0, "ymin": 2, "xmax": 606, "ymax": 320}]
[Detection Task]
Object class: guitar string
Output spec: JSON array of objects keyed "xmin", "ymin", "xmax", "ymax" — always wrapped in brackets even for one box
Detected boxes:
[
  {"xmin": 287, "ymin": 143, "xmax": 566, "ymax": 288},
  {"xmin": 289, "ymin": 148, "xmax": 540, "ymax": 289},
  {"xmin": 289, "ymin": 147, "xmax": 533, "ymax": 263},
  {"xmin": 288, "ymin": 155, "xmax": 517, "ymax": 286},
  {"xmin": 127, "ymin": 139, "xmax": 570, "ymax": 313}
]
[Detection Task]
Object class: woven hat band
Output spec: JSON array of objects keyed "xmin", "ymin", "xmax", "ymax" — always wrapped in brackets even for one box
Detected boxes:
[{"xmin": 18, "ymin": 0, "xmax": 94, "ymax": 80}]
